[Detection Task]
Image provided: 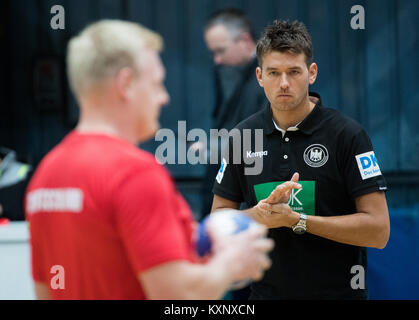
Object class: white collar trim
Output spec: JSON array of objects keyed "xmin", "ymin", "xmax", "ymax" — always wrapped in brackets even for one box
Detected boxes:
[{"xmin": 272, "ymin": 119, "xmax": 300, "ymax": 138}]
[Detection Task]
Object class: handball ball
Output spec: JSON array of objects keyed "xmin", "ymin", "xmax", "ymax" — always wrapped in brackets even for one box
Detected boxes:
[
  {"xmin": 195, "ymin": 209, "xmax": 258, "ymax": 257},
  {"xmin": 195, "ymin": 209, "xmax": 260, "ymax": 289}
]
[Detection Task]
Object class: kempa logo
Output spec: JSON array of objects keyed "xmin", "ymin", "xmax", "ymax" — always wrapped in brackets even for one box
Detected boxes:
[
  {"xmin": 303, "ymin": 144, "xmax": 329, "ymax": 168},
  {"xmin": 246, "ymin": 150, "xmax": 268, "ymax": 158}
]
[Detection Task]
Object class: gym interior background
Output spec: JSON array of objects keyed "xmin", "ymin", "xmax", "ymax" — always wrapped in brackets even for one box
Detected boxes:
[{"xmin": 0, "ymin": 0, "xmax": 418, "ymax": 299}]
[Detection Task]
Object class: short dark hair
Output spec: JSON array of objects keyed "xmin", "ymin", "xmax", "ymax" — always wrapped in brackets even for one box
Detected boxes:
[
  {"xmin": 256, "ymin": 20, "xmax": 313, "ymax": 67},
  {"xmin": 205, "ymin": 8, "xmax": 255, "ymax": 41}
]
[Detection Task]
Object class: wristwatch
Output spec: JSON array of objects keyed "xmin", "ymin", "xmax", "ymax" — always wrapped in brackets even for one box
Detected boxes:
[{"xmin": 292, "ymin": 213, "xmax": 307, "ymax": 235}]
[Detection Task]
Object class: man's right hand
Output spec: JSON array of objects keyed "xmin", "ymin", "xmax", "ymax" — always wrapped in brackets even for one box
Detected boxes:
[
  {"xmin": 139, "ymin": 217, "xmax": 274, "ymax": 299},
  {"xmin": 209, "ymin": 219, "xmax": 274, "ymax": 284},
  {"xmin": 248, "ymin": 172, "xmax": 301, "ymax": 228}
]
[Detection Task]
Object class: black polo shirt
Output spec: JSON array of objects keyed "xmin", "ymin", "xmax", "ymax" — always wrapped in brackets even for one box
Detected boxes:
[{"xmin": 212, "ymin": 93, "xmax": 387, "ymax": 299}]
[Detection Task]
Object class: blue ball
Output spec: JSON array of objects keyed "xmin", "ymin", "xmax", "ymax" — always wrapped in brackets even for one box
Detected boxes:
[
  {"xmin": 195, "ymin": 210, "xmax": 255, "ymax": 257},
  {"xmin": 195, "ymin": 210, "xmax": 258, "ymax": 289}
]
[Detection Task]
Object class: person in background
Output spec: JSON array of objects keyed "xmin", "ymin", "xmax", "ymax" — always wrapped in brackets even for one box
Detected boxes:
[
  {"xmin": 201, "ymin": 8, "xmax": 268, "ymax": 300},
  {"xmin": 200, "ymin": 8, "xmax": 266, "ymax": 218}
]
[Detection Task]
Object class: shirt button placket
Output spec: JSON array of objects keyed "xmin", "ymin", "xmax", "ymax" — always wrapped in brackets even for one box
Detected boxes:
[
  {"xmin": 279, "ymin": 133, "xmax": 291, "ymax": 173},
  {"xmin": 283, "ymin": 135, "xmax": 290, "ymax": 160}
]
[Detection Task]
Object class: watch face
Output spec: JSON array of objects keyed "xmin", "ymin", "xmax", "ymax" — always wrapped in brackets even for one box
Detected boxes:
[{"xmin": 293, "ymin": 226, "xmax": 306, "ymax": 235}]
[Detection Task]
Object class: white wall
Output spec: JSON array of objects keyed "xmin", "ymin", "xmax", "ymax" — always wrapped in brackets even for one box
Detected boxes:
[{"xmin": 0, "ymin": 222, "xmax": 35, "ymax": 300}]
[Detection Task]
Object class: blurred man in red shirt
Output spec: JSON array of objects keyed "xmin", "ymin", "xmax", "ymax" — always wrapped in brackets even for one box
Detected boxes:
[{"xmin": 25, "ymin": 20, "xmax": 275, "ymax": 300}]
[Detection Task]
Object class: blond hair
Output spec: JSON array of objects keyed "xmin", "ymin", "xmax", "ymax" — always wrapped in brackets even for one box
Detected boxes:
[{"xmin": 67, "ymin": 20, "xmax": 163, "ymax": 97}]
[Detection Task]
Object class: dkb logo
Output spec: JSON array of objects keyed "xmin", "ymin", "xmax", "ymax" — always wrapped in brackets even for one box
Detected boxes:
[{"xmin": 355, "ymin": 151, "xmax": 382, "ymax": 180}]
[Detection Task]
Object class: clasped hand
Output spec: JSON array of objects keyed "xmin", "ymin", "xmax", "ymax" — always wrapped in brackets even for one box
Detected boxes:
[{"xmin": 253, "ymin": 172, "xmax": 301, "ymax": 228}]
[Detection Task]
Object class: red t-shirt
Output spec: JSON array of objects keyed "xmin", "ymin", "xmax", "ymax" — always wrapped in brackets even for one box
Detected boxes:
[{"xmin": 26, "ymin": 131, "xmax": 196, "ymax": 299}]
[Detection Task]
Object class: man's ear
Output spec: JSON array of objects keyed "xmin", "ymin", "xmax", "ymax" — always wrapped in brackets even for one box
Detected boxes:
[
  {"xmin": 114, "ymin": 67, "xmax": 135, "ymax": 100},
  {"xmin": 308, "ymin": 63, "xmax": 318, "ymax": 85},
  {"xmin": 256, "ymin": 67, "xmax": 264, "ymax": 87}
]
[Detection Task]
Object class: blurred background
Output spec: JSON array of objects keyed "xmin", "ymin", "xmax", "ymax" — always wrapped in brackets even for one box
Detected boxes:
[{"xmin": 0, "ymin": 0, "xmax": 418, "ymax": 299}]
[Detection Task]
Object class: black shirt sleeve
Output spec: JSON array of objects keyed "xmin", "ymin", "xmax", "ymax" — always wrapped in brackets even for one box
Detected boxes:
[
  {"xmin": 212, "ymin": 136, "xmax": 244, "ymax": 203},
  {"xmin": 339, "ymin": 126, "xmax": 387, "ymax": 199}
]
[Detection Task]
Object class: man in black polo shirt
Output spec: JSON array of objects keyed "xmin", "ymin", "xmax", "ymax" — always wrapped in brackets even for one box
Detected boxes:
[{"xmin": 211, "ymin": 20, "xmax": 390, "ymax": 299}]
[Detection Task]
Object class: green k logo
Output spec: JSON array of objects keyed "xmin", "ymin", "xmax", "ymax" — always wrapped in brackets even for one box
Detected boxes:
[{"xmin": 254, "ymin": 181, "xmax": 316, "ymax": 215}]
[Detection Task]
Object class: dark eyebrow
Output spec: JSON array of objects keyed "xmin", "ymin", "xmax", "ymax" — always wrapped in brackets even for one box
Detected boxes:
[{"xmin": 265, "ymin": 66, "xmax": 303, "ymax": 71}]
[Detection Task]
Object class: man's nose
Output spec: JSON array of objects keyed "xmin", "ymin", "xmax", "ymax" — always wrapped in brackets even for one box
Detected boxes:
[
  {"xmin": 279, "ymin": 74, "xmax": 289, "ymax": 89},
  {"xmin": 161, "ymin": 88, "xmax": 170, "ymax": 107}
]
